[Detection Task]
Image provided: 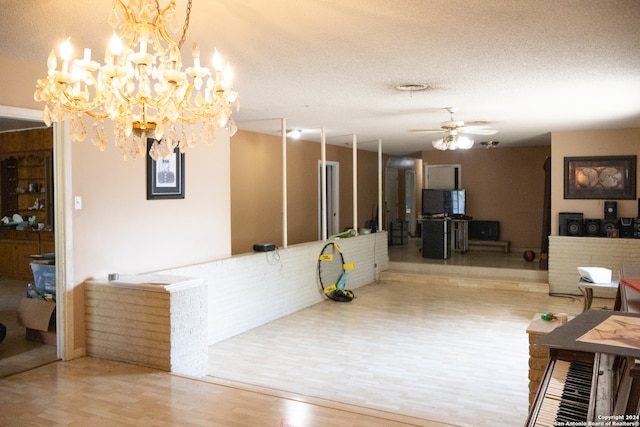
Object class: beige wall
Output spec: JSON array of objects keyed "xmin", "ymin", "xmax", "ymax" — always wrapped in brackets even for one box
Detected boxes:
[
  {"xmin": 0, "ymin": 55, "xmax": 42, "ymax": 111},
  {"xmin": 230, "ymin": 131, "xmax": 381, "ymax": 254},
  {"xmin": 421, "ymin": 146, "xmax": 551, "ymax": 250},
  {"xmin": 230, "ymin": 132, "xmax": 553, "ymax": 253},
  {"xmin": 551, "ymin": 128, "xmax": 640, "ymax": 234}
]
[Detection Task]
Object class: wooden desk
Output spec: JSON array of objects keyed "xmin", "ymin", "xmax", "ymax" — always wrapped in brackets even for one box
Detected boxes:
[{"xmin": 578, "ymin": 280, "xmax": 619, "ymax": 312}]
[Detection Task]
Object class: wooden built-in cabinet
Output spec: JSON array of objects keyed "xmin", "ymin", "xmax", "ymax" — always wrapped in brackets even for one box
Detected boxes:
[
  {"xmin": 0, "ymin": 230, "xmax": 53, "ymax": 280},
  {"xmin": 0, "ymin": 151, "xmax": 53, "ymax": 227},
  {"xmin": 0, "ymin": 128, "xmax": 54, "ymax": 228},
  {"xmin": 0, "ymin": 128, "xmax": 55, "ymax": 280}
]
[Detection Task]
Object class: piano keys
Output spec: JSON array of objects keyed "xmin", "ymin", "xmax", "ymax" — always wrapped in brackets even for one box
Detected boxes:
[{"xmin": 526, "ymin": 310, "xmax": 640, "ymax": 426}]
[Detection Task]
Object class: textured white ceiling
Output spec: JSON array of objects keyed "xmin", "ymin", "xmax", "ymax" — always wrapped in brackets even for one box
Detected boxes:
[{"xmin": 1, "ymin": 0, "xmax": 639, "ymax": 155}]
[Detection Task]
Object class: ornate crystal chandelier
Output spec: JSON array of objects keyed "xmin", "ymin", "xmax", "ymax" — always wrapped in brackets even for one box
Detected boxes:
[
  {"xmin": 34, "ymin": 0, "xmax": 239, "ymax": 160},
  {"xmin": 432, "ymin": 130, "xmax": 474, "ymax": 151}
]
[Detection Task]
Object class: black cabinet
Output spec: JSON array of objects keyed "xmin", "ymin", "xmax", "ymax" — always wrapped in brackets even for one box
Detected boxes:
[
  {"xmin": 422, "ymin": 219, "xmax": 450, "ymax": 259},
  {"xmin": 389, "ymin": 220, "xmax": 408, "ymax": 245}
]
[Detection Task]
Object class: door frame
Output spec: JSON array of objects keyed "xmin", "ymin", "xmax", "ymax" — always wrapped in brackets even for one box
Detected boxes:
[
  {"xmin": 0, "ymin": 105, "xmax": 70, "ymax": 361},
  {"xmin": 318, "ymin": 160, "xmax": 340, "ymax": 239},
  {"xmin": 405, "ymin": 169, "xmax": 416, "ymax": 236},
  {"xmin": 424, "ymin": 164, "xmax": 462, "ymax": 189},
  {"xmin": 384, "ymin": 167, "xmax": 398, "ymax": 226}
]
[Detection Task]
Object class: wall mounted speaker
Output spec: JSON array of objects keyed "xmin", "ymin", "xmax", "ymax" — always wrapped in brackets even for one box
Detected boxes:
[
  {"xmin": 605, "ymin": 201, "xmax": 618, "ymax": 220},
  {"xmin": 619, "ymin": 218, "xmax": 635, "ymax": 238},
  {"xmin": 601, "ymin": 219, "xmax": 618, "ymax": 236},
  {"xmin": 584, "ymin": 219, "xmax": 601, "ymax": 237},
  {"xmin": 559, "ymin": 212, "xmax": 583, "ymax": 236}
]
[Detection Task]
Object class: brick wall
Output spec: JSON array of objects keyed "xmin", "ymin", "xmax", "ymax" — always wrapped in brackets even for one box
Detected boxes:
[
  {"xmin": 85, "ymin": 276, "xmax": 208, "ymax": 377},
  {"xmin": 548, "ymin": 236, "xmax": 640, "ymax": 296},
  {"xmin": 159, "ymin": 232, "xmax": 389, "ymax": 345}
]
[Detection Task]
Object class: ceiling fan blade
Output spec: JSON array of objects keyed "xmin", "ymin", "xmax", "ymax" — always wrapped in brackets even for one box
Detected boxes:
[
  {"xmin": 409, "ymin": 129, "xmax": 444, "ymax": 134},
  {"xmin": 462, "ymin": 127, "xmax": 498, "ymax": 136}
]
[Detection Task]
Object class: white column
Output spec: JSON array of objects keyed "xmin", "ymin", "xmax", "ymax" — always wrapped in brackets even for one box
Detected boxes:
[
  {"xmin": 321, "ymin": 128, "xmax": 327, "ymax": 240},
  {"xmin": 378, "ymin": 139, "xmax": 383, "ymax": 232},
  {"xmin": 352, "ymin": 134, "xmax": 358, "ymax": 234},
  {"xmin": 281, "ymin": 118, "xmax": 288, "ymax": 248}
]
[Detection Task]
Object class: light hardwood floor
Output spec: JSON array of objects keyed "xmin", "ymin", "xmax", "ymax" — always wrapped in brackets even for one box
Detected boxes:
[
  {"xmin": 207, "ymin": 271, "xmax": 606, "ymax": 427},
  {"xmin": 0, "ymin": 246, "xmax": 610, "ymax": 426},
  {"xmin": 0, "ymin": 278, "xmax": 58, "ymax": 378}
]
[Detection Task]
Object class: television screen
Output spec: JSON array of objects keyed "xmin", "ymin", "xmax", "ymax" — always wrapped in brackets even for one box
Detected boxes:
[{"xmin": 422, "ymin": 189, "xmax": 465, "ymax": 216}]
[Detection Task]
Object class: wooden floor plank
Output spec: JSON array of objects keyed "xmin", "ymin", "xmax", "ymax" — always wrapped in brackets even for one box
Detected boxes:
[{"xmin": 207, "ymin": 275, "xmax": 607, "ymax": 426}]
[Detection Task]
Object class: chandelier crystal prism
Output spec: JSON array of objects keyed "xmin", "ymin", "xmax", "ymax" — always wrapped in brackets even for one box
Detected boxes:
[{"xmin": 34, "ymin": 0, "xmax": 239, "ymax": 160}]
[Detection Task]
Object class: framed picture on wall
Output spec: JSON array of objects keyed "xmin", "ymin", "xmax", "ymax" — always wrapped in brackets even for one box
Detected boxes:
[
  {"xmin": 146, "ymin": 139, "xmax": 185, "ymax": 200},
  {"xmin": 564, "ymin": 155, "xmax": 636, "ymax": 199}
]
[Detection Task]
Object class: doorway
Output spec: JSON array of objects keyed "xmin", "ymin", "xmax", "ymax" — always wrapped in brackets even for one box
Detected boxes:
[
  {"xmin": 405, "ymin": 170, "xmax": 416, "ymax": 236},
  {"xmin": 0, "ymin": 106, "xmax": 62, "ymax": 377},
  {"xmin": 318, "ymin": 161, "xmax": 340, "ymax": 239},
  {"xmin": 385, "ymin": 168, "xmax": 398, "ymax": 227},
  {"xmin": 424, "ymin": 164, "xmax": 461, "ymax": 189}
]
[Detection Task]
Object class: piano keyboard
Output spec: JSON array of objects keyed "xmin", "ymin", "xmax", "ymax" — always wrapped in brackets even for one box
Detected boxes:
[{"xmin": 533, "ymin": 359, "xmax": 594, "ymax": 427}]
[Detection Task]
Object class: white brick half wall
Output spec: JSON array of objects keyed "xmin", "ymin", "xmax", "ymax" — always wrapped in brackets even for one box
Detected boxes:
[
  {"xmin": 548, "ymin": 235, "xmax": 640, "ymax": 297},
  {"xmin": 159, "ymin": 232, "xmax": 389, "ymax": 345},
  {"xmin": 85, "ymin": 275, "xmax": 208, "ymax": 377}
]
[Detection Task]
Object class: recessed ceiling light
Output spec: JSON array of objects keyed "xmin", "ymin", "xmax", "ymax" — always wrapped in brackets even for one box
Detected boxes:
[{"xmin": 286, "ymin": 129, "xmax": 302, "ymax": 139}]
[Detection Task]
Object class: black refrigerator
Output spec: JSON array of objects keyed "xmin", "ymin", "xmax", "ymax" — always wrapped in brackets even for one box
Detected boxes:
[{"xmin": 422, "ymin": 219, "xmax": 450, "ymax": 259}]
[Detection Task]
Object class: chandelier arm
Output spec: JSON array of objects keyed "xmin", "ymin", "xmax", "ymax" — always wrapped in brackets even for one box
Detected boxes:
[
  {"xmin": 112, "ymin": 0, "xmax": 134, "ymax": 36},
  {"xmin": 85, "ymin": 111, "xmax": 110, "ymax": 120},
  {"xmin": 156, "ymin": 1, "xmax": 180, "ymax": 47},
  {"xmin": 56, "ymin": 86, "xmax": 105, "ymax": 116}
]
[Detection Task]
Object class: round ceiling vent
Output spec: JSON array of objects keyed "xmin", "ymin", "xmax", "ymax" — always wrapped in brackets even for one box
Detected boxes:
[{"xmin": 394, "ymin": 83, "xmax": 429, "ymax": 92}]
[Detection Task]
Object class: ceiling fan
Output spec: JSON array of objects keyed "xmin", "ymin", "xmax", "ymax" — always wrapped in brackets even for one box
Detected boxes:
[
  {"xmin": 410, "ymin": 107, "xmax": 498, "ymax": 136},
  {"xmin": 410, "ymin": 107, "xmax": 498, "ymax": 151}
]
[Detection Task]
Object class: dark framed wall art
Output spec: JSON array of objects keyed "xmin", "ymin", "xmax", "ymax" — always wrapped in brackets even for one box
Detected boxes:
[
  {"xmin": 564, "ymin": 155, "xmax": 637, "ymax": 200},
  {"xmin": 146, "ymin": 139, "xmax": 185, "ymax": 200}
]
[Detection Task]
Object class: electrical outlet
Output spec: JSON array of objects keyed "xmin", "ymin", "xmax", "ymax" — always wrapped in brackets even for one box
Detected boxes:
[{"xmin": 74, "ymin": 196, "xmax": 82, "ymax": 210}]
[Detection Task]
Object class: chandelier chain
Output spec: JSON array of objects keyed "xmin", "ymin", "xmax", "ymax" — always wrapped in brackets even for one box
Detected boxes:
[{"xmin": 178, "ymin": 0, "xmax": 193, "ymax": 50}]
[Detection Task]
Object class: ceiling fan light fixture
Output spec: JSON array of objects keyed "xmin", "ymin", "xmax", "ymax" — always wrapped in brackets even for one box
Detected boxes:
[
  {"xmin": 480, "ymin": 140, "xmax": 500, "ymax": 148},
  {"xmin": 456, "ymin": 136, "xmax": 474, "ymax": 149},
  {"xmin": 431, "ymin": 132, "xmax": 474, "ymax": 151},
  {"xmin": 432, "ymin": 138, "xmax": 446, "ymax": 150}
]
